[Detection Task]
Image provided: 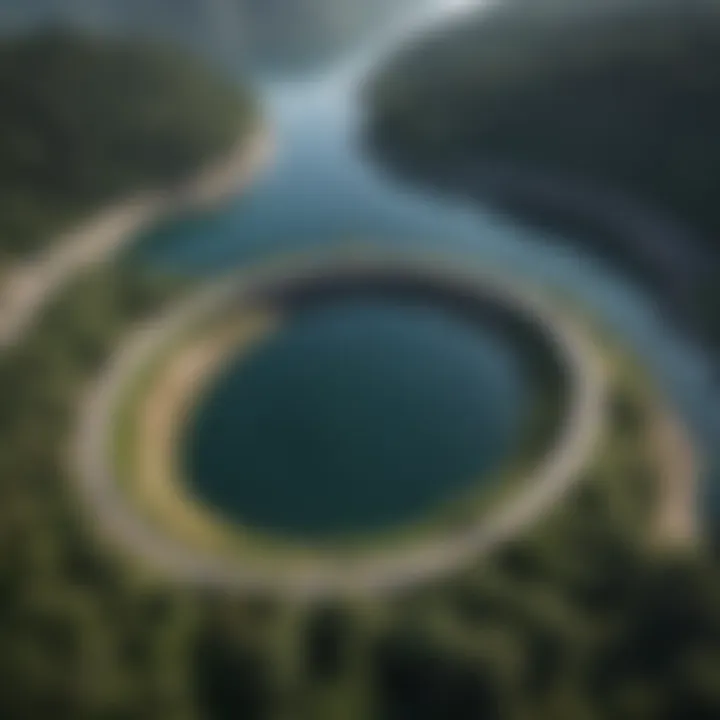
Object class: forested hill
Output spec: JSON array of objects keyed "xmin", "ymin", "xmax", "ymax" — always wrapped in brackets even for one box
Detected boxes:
[
  {"xmin": 366, "ymin": 0, "xmax": 720, "ymax": 348},
  {"xmin": 0, "ymin": 0, "xmax": 416, "ymax": 71},
  {"xmin": 0, "ymin": 31, "xmax": 254, "ymax": 258},
  {"xmin": 367, "ymin": 0, "xmax": 720, "ymax": 254}
]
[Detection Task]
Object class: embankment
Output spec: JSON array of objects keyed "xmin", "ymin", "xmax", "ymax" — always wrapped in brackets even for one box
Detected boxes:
[{"xmin": 0, "ymin": 125, "xmax": 273, "ymax": 349}]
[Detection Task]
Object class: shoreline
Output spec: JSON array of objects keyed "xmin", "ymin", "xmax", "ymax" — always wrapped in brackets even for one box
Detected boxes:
[
  {"xmin": 371, "ymin": 157, "xmax": 708, "ymax": 546},
  {"xmin": 376, "ymin": 154, "xmax": 713, "ymax": 337},
  {"xmin": 132, "ymin": 312, "xmax": 280, "ymax": 553},
  {"xmin": 89, "ymin": 251, "xmax": 703, "ymax": 597},
  {"xmin": 75, "ymin": 254, "xmax": 609, "ymax": 598},
  {"xmin": 0, "ymin": 123, "xmax": 274, "ymax": 349},
  {"xmin": 117, "ymin": 288, "xmax": 561, "ymax": 560}
]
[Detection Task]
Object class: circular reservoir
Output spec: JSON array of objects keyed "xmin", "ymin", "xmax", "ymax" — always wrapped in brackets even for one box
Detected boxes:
[{"xmin": 183, "ymin": 296, "xmax": 532, "ymax": 539}]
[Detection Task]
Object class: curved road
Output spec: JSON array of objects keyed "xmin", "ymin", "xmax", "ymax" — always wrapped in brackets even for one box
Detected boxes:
[
  {"xmin": 0, "ymin": 0, "xmax": 703, "ymax": 597},
  {"xmin": 2, "ymin": 153, "xmax": 705, "ymax": 597},
  {"xmin": 0, "ymin": 131, "xmax": 270, "ymax": 349},
  {"xmin": 72, "ymin": 254, "xmax": 608, "ymax": 600}
]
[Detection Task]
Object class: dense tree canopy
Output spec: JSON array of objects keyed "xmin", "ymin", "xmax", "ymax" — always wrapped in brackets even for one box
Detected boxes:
[
  {"xmin": 0, "ymin": 3, "xmax": 719, "ymax": 718},
  {"xmin": 0, "ymin": 31, "xmax": 254, "ymax": 257},
  {"xmin": 369, "ymin": 0, "xmax": 720, "ymax": 246},
  {"xmin": 1, "ymin": 260, "xmax": 718, "ymax": 719},
  {"xmin": 366, "ymin": 0, "xmax": 720, "ymax": 349}
]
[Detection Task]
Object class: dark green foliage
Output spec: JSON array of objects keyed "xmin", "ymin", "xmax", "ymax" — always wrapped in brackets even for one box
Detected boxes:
[
  {"xmin": 368, "ymin": 497, "xmax": 720, "ymax": 720},
  {"xmin": 368, "ymin": 0, "xmax": 720, "ymax": 248},
  {"xmin": 304, "ymin": 604, "xmax": 353, "ymax": 682},
  {"xmin": 194, "ymin": 630, "xmax": 272, "ymax": 720},
  {"xmin": 0, "ymin": 270, "xmax": 199, "ymax": 719},
  {"xmin": 0, "ymin": 31, "xmax": 253, "ymax": 258},
  {"xmin": 1, "ymin": 268, "xmax": 720, "ymax": 719},
  {"xmin": 376, "ymin": 631, "xmax": 504, "ymax": 720},
  {"xmin": 366, "ymin": 0, "xmax": 720, "ymax": 352},
  {"xmin": 1, "ymin": 4, "xmax": 719, "ymax": 701}
]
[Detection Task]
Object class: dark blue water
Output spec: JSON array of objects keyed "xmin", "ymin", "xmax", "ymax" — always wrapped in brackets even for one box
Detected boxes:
[
  {"xmin": 135, "ymin": 1, "xmax": 719, "ymax": 526},
  {"xmin": 185, "ymin": 299, "xmax": 528, "ymax": 537}
]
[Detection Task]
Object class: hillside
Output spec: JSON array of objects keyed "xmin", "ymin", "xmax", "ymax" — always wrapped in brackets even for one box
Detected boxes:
[
  {"xmin": 0, "ymin": 31, "xmax": 255, "ymax": 258},
  {"xmin": 368, "ymin": 0, "xmax": 720, "ymax": 245},
  {"xmin": 366, "ymin": 0, "xmax": 720, "ymax": 348},
  {"xmin": 0, "ymin": 262, "xmax": 718, "ymax": 719}
]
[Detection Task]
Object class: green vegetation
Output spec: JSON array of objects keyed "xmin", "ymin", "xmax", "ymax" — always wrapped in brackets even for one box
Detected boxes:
[
  {"xmin": 0, "ymin": 5, "xmax": 717, "ymax": 716},
  {"xmin": 0, "ymin": 269, "xmax": 196, "ymax": 719},
  {"xmin": 368, "ymin": 0, "xmax": 720, "ymax": 245},
  {"xmin": 1, "ymin": 264, "xmax": 718, "ymax": 719},
  {"xmin": 0, "ymin": 31, "xmax": 255, "ymax": 258},
  {"xmin": 366, "ymin": 0, "xmax": 720, "ymax": 346}
]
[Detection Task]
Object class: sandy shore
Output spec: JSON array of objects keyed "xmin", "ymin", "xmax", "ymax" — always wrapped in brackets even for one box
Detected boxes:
[
  {"xmin": 0, "ymin": 125, "xmax": 273, "ymax": 349},
  {"xmin": 132, "ymin": 312, "xmax": 279, "ymax": 552}
]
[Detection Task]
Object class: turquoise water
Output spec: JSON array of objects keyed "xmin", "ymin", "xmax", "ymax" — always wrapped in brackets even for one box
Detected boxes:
[
  {"xmin": 184, "ymin": 299, "xmax": 528, "ymax": 538},
  {"xmin": 134, "ymin": 2, "xmax": 718, "ymax": 526}
]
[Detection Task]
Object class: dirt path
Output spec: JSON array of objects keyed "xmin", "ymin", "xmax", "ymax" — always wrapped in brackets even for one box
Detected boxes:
[
  {"xmin": 73, "ymin": 258, "xmax": 609, "ymax": 599},
  {"xmin": 0, "ymin": 127, "xmax": 272, "ymax": 349},
  {"xmin": 650, "ymin": 405, "xmax": 701, "ymax": 548},
  {"xmin": 134, "ymin": 314, "xmax": 278, "ymax": 550}
]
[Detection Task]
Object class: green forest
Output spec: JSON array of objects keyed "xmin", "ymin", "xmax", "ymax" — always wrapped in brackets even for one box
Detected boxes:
[
  {"xmin": 0, "ymin": 31, "xmax": 254, "ymax": 258},
  {"xmin": 368, "ymin": 0, "xmax": 720, "ymax": 246},
  {"xmin": 366, "ymin": 0, "xmax": 720, "ymax": 345},
  {"xmin": 0, "ymin": 3, "xmax": 719, "ymax": 718},
  {"xmin": 1, "ymin": 264, "xmax": 720, "ymax": 719}
]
